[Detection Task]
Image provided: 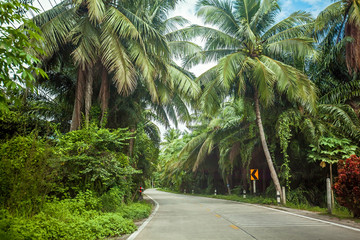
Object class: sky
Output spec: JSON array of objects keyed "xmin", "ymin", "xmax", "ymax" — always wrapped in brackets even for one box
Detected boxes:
[
  {"xmin": 34, "ymin": 0, "xmax": 334, "ymax": 29},
  {"xmin": 169, "ymin": 0, "xmax": 333, "ymax": 24}
]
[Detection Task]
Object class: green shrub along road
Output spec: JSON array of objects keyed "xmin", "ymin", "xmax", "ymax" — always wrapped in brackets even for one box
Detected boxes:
[
  {"xmin": 0, "ymin": 125, "xmax": 154, "ymax": 239},
  {"xmin": 2, "ymin": 0, "xmax": 360, "ymax": 238},
  {"xmin": 0, "ymin": 192, "xmax": 152, "ymax": 240}
]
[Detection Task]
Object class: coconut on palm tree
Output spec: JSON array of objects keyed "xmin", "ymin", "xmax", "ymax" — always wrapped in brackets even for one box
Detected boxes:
[{"xmin": 178, "ymin": 0, "xmax": 317, "ymax": 202}]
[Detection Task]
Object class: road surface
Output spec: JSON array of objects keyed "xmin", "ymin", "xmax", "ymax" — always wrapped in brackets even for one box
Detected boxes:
[{"xmin": 133, "ymin": 189, "xmax": 360, "ymax": 240}]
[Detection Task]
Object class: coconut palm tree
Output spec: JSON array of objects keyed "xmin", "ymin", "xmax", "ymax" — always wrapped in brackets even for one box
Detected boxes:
[
  {"xmin": 315, "ymin": 0, "xmax": 360, "ymax": 75},
  {"xmin": 33, "ymin": 0, "xmax": 201, "ymax": 132},
  {"xmin": 32, "ymin": 0, "xmax": 169, "ymax": 130},
  {"xmin": 101, "ymin": 0, "xmax": 202, "ymax": 157},
  {"xmin": 178, "ymin": 0, "xmax": 317, "ymax": 201},
  {"xmin": 177, "ymin": 98, "xmax": 257, "ymax": 193}
]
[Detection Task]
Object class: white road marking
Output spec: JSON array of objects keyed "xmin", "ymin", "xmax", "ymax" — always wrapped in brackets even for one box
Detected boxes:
[
  {"xmin": 247, "ymin": 203, "xmax": 360, "ymax": 232},
  {"xmin": 127, "ymin": 193, "xmax": 160, "ymax": 240}
]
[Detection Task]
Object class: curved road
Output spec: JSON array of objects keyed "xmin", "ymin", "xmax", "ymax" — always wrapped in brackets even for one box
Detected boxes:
[{"xmin": 133, "ymin": 189, "xmax": 360, "ymax": 240}]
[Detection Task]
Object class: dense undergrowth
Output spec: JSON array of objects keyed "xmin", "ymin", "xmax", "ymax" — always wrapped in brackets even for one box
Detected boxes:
[
  {"xmin": 0, "ymin": 192, "xmax": 152, "ymax": 240},
  {"xmin": 0, "ymin": 122, "xmax": 156, "ymax": 239}
]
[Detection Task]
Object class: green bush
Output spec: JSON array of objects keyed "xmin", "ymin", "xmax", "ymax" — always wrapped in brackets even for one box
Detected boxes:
[
  {"xmin": 0, "ymin": 125, "xmax": 153, "ymax": 239},
  {"xmin": 100, "ymin": 187, "xmax": 127, "ymax": 212},
  {"xmin": 42, "ymin": 191, "xmax": 101, "ymax": 219},
  {"xmin": 0, "ymin": 211, "xmax": 136, "ymax": 240},
  {"xmin": 0, "ymin": 134, "xmax": 55, "ymax": 215},
  {"xmin": 53, "ymin": 126, "xmax": 140, "ymax": 197},
  {"xmin": 287, "ymin": 187, "xmax": 310, "ymax": 206},
  {"xmin": 0, "ymin": 192, "xmax": 148, "ymax": 239},
  {"xmin": 120, "ymin": 202, "xmax": 152, "ymax": 220}
]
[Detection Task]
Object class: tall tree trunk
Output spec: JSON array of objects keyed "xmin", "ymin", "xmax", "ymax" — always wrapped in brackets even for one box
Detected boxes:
[
  {"xmin": 128, "ymin": 127, "xmax": 136, "ymax": 158},
  {"xmin": 70, "ymin": 68, "xmax": 86, "ymax": 131},
  {"xmin": 254, "ymin": 90, "xmax": 283, "ymax": 203},
  {"xmin": 345, "ymin": 22, "xmax": 360, "ymax": 74},
  {"xmin": 98, "ymin": 65, "xmax": 109, "ymax": 127},
  {"xmin": 84, "ymin": 67, "xmax": 93, "ymax": 129}
]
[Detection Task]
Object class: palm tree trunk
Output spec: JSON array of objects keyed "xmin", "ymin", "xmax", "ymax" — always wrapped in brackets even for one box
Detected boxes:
[
  {"xmin": 241, "ymin": 167, "xmax": 247, "ymax": 191},
  {"xmin": 345, "ymin": 22, "xmax": 360, "ymax": 74},
  {"xmin": 70, "ymin": 68, "xmax": 86, "ymax": 131},
  {"xmin": 254, "ymin": 90, "xmax": 283, "ymax": 203},
  {"xmin": 84, "ymin": 67, "xmax": 93, "ymax": 129},
  {"xmin": 98, "ymin": 65, "xmax": 109, "ymax": 127},
  {"xmin": 128, "ymin": 127, "xmax": 136, "ymax": 158}
]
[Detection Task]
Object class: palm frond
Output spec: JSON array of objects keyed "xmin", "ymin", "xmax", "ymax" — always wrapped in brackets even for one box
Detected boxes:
[
  {"xmin": 182, "ymin": 49, "xmax": 234, "ymax": 70},
  {"xmin": 179, "ymin": 132, "xmax": 208, "ymax": 160},
  {"xmin": 163, "ymin": 16, "xmax": 191, "ymax": 35},
  {"xmin": 117, "ymin": 5, "xmax": 169, "ymax": 57},
  {"xmin": 167, "ymin": 63, "xmax": 201, "ymax": 99},
  {"xmin": 318, "ymin": 104, "xmax": 360, "ymax": 142},
  {"xmin": 70, "ymin": 17, "xmax": 100, "ymax": 68},
  {"xmin": 261, "ymin": 56, "xmax": 317, "ymax": 111},
  {"xmin": 348, "ymin": 0, "xmax": 360, "ymax": 27},
  {"xmin": 252, "ymin": 57, "xmax": 275, "ymax": 106},
  {"xmin": 234, "ymin": 0, "xmax": 260, "ymax": 24},
  {"xmin": 251, "ymin": 0, "xmax": 279, "ymax": 33},
  {"xmin": 144, "ymin": 121, "xmax": 161, "ymax": 146},
  {"xmin": 263, "ymin": 11, "xmax": 313, "ymax": 39},
  {"xmin": 33, "ymin": 5, "xmax": 77, "ymax": 57},
  {"xmin": 314, "ymin": 1, "xmax": 344, "ymax": 41},
  {"xmin": 171, "ymin": 94, "xmax": 192, "ymax": 123},
  {"xmin": 218, "ymin": 51, "xmax": 246, "ymax": 89},
  {"xmin": 103, "ymin": 7, "xmax": 141, "ymax": 40},
  {"xmin": 193, "ymin": 136, "xmax": 213, "ymax": 171},
  {"xmin": 265, "ymin": 22, "xmax": 314, "ymax": 44},
  {"xmin": 319, "ymin": 79, "xmax": 360, "ymax": 104},
  {"xmin": 101, "ymin": 30, "xmax": 136, "ymax": 95},
  {"xmin": 265, "ymin": 37, "xmax": 314, "ymax": 59},
  {"xmin": 196, "ymin": 0, "xmax": 239, "ymax": 35},
  {"xmin": 168, "ymin": 41, "xmax": 202, "ymax": 60},
  {"xmin": 197, "ymin": 67, "xmax": 226, "ymax": 115},
  {"xmin": 87, "ymin": 0, "xmax": 105, "ymax": 24}
]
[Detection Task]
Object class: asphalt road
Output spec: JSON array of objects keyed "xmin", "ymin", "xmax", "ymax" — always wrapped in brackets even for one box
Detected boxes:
[{"xmin": 132, "ymin": 189, "xmax": 360, "ymax": 240}]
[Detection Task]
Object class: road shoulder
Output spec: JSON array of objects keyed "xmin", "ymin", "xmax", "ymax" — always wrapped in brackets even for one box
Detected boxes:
[{"xmin": 265, "ymin": 204, "xmax": 360, "ymax": 230}]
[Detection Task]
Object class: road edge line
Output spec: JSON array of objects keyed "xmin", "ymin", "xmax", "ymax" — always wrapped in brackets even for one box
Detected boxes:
[
  {"xmin": 156, "ymin": 190, "xmax": 360, "ymax": 232},
  {"xmin": 190, "ymin": 194, "xmax": 360, "ymax": 232},
  {"xmin": 244, "ymin": 203, "xmax": 360, "ymax": 232},
  {"xmin": 127, "ymin": 193, "xmax": 160, "ymax": 240}
]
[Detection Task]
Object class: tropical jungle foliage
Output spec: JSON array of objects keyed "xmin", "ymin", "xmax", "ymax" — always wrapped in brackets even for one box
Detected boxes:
[
  {"xmin": 156, "ymin": 0, "xmax": 360, "ymax": 217},
  {"xmin": 1, "ymin": 0, "xmax": 360, "ymax": 238}
]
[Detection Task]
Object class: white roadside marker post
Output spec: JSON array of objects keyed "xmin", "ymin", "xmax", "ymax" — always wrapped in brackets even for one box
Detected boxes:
[
  {"xmin": 276, "ymin": 191, "xmax": 281, "ymax": 205},
  {"xmin": 326, "ymin": 178, "xmax": 332, "ymax": 214},
  {"xmin": 282, "ymin": 186, "xmax": 286, "ymax": 205}
]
